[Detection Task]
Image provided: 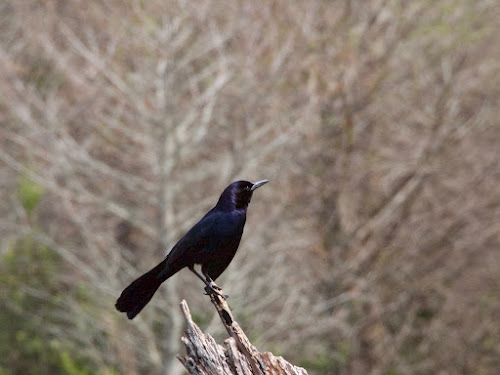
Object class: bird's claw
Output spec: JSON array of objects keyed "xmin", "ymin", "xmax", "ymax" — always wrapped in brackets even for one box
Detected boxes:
[{"xmin": 204, "ymin": 285, "xmax": 229, "ymax": 299}]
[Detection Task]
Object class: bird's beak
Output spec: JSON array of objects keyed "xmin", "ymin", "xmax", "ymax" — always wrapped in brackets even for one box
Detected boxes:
[{"xmin": 250, "ymin": 179, "xmax": 269, "ymax": 191}]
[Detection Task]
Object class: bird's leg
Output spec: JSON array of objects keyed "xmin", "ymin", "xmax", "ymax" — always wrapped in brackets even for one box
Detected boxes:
[
  {"xmin": 188, "ymin": 265, "xmax": 210, "ymax": 286},
  {"xmin": 188, "ymin": 266, "xmax": 228, "ymax": 299}
]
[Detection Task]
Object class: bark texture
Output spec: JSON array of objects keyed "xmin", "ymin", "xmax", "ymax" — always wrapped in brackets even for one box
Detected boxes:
[{"xmin": 178, "ymin": 289, "xmax": 308, "ymax": 375}]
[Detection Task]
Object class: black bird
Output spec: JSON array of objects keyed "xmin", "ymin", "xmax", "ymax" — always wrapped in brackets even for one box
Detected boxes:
[{"xmin": 115, "ymin": 179, "xmax": 268, "ymax": 319}]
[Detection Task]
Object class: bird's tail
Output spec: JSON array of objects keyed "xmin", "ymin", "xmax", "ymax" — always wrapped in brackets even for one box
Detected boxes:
[{"xmin": 115, "ymin": 258, "xmax": 171, "ymax": 320}]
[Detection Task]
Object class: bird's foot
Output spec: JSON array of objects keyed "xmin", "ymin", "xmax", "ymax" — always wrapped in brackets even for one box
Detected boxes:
[
  {"xmin": 211, "ymin": 284, "xmax": 223, "ymax": 291},
  {"xmin": 204, "ymin": 284, "xmax": 229, "ymax": 299}
]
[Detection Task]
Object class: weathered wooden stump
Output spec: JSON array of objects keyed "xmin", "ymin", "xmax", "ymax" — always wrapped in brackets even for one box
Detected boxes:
[{"xmin": 178, "ymin": 286, "xmax": 308, "ymax": 375}]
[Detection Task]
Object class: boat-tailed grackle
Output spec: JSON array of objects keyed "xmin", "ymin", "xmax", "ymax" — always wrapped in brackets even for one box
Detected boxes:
[{"xmin": 115, "ymin": 180, "xmax": 268, "ymax": 319}]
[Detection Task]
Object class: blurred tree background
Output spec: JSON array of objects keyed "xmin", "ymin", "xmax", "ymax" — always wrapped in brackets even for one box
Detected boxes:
[{"xmin": 0, "ymin": 1, "xmax": 499, "ymax": 374}]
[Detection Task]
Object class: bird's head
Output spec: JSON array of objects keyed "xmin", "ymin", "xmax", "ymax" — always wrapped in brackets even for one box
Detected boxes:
[{"xmin": 217, "ymin": 180, "xmax": 268, "ymax": 211}]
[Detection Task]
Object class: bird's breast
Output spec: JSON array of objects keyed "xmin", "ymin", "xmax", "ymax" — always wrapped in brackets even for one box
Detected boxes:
[{"xmin": 207, "ymin": 212, "xmax": 245, "ymax": 253}]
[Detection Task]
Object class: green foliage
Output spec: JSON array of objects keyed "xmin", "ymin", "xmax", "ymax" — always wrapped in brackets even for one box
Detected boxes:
[
  {"xmin": 0, "ymin": 236, "xmax": 97, "ymax": 375},
  {"xmin": 298, "ymin": 352, "xmax": 335, "ymax": 375},
  {"xmin": 191, "ymin": 312, "xmax": 211, "ymax": 329},
  {"xmin": 336, "ymin": 340, "xmax": 351, "ymax": 365},
  {"xmin": 385, "ymin": 366, "xmax": 403, "ymax": 375},
  {"xmin": 16, "ymin": 176, "xmax": 44, "ymax": 216},
  {"xmin": 59, "ymin": 351, "xmax": 95, "ymax": 375},
  {"xmin": 22, "ymin": 58, "xmax": 63, "ymax": 99},
  {"xmin": 481, "ymin": 336, "xmax": 495, "ymax": 351},
  {"xmin": 298, "ymin": 340, "xmax": 351, "ymax": 375}
]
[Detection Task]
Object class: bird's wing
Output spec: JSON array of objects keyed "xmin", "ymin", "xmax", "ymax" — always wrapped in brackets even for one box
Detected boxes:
[{"xmin": 164, "ymin": 209, "xmax": 222, "ymax": 268}]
